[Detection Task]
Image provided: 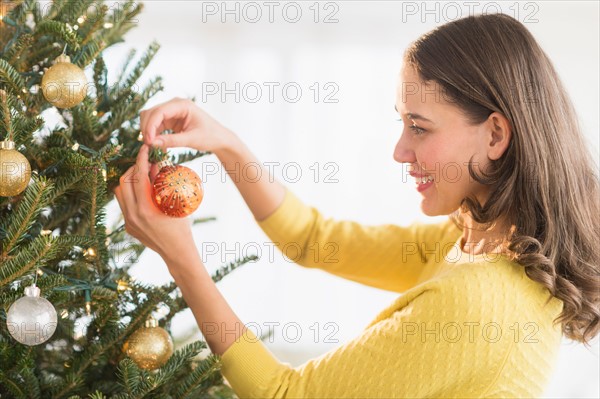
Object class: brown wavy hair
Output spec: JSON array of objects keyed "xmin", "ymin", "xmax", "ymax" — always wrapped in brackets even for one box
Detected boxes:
[{"xmin": 403, "ymin": 13, "xmax": 599, "ymax": 346}]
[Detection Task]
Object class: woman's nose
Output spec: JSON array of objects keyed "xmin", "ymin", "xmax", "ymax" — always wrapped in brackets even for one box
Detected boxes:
[{"xmin": 393, "ymin": 133, "xmax": 414, "ymax": 164}]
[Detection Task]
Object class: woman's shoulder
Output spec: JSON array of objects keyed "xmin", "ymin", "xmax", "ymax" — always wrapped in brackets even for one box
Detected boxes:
[
  {"xmin": 431, "ymin": 256, "xmax": 564, "ymax": 326},
  {"xmin": 393, "ymin": 216, "xmax": 462, "ymax": 248}
]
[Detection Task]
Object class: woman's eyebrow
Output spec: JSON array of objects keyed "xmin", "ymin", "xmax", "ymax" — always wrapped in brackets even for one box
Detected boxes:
[{"xmin": 394, "ymin": 105, "xmax": 433, "ymax": 123}]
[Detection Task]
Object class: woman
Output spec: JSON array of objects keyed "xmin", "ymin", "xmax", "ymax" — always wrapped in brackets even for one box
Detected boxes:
[{"xmin": 114, "ymin": 13, "xmax": 599, "ymax": 398}]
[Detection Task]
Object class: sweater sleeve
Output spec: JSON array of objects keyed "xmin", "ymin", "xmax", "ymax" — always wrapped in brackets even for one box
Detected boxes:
[
  {"xmin": 219, "ymin": 280, "xmax": 512, "ymax": 399},
  {"xmin": 255, "ymin": 187, "xmax": 458, "ymax": 293}
]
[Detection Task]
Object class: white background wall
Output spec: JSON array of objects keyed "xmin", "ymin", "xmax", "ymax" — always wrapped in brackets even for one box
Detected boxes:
[{"xmin": 100, "ymin": 1, "xmax": 599, "ymax": 397}]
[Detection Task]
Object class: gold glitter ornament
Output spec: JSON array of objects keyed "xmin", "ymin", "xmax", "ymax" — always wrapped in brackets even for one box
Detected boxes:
[
  {"xmin": 0, "ymin": 140, "xmax": 31, "ymax": 196},
  {"xmin": 41, "ymin": 54, "xmax": 87, "ymax": 109},
  {"xmin": 122, "ymin": 317, "xmax": 174, "ymax": 370}
]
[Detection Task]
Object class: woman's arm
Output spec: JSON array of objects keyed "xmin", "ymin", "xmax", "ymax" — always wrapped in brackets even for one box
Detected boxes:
[
  {"xmin": 213, "ymin": 137, "xmax": 286, "ymax": 222},
  {"xmin": 113, "ymin": 144, "xmax": 248, "ymax": 356},
  {"xmin": 218, "ymin": 270, "xmax": 532, "ymax": 399},
  {"xmin": 139, "ymin": 97, "xmax": 286, "ymax": 222},
  {"xmin": 161, "ymin": 241, "xmax": 246, "ymax": 356},
  {"xmin": 139, "ymin": 99, "xmax": 454, "ymax": 293}
]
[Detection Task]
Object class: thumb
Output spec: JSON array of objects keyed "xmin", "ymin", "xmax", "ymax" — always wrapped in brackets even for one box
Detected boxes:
[{"xmin": 136, "ymin": 144, "xmax": 150, "ymax": 175}]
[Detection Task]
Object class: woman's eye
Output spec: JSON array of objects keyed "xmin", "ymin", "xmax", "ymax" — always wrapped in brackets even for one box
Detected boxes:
[
  {"xmin": 396, "ymin": 118, "xmax": 426, "ymax": 136},
  {"xmin": 409, "ymin": 125, "xmax": 426, "ymax": 135}
]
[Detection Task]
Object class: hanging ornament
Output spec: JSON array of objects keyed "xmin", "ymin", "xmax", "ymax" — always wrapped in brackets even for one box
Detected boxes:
[
  {"xmin": 122, "ymin": 316, "xmax": 174, "ymax": 370},
  {"xmin": 0, "ymin": 139, "xmax": 31, "ymax": 197},
  {"xmin": 152, "ymin": 159, "xmax": 204, "ymax": 218},
  {"xmin": 6, "ymin": 284, "xmax": 58, "ymax": 346},
  {"xmin": 41, "ymin": 54, "xmax": 87, "ymax": 109}
]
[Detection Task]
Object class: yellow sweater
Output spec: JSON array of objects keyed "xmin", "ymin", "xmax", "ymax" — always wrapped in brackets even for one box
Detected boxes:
[{"xmin": 220, "ymin": 188, "xmax": 564, "ymax": 398}]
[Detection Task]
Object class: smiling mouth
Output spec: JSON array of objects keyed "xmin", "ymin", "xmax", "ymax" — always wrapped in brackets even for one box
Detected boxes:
[
  {"xmin": 415, "ymin": 175, "xmax": 434, "ymax": 192},
  {"xmin": 415, "ymin": 175, "xmax": 434, "ymax": 185}
]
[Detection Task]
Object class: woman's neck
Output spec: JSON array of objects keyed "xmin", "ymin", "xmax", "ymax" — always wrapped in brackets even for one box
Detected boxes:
[{"xmin": 460, "ymin": 214, "xmax": 514, "ymax": 256}]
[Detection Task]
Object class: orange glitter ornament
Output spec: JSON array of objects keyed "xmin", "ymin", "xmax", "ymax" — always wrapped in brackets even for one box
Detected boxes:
[{"xmin": 152, "ymin": 160, "xmax": 204, "ymax": 217}]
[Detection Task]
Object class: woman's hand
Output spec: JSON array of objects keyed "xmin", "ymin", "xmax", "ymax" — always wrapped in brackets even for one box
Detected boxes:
[
  {"xmin": 113, "ymin": 144, "xmax": 195, "ymax": 262},
  {"xmin": 114, "ymin": 146, "xmax": 248, "ymax": 357},
  {"xmin": 140, "ymin": 97, "xmax": 238, "ymax": 154}
]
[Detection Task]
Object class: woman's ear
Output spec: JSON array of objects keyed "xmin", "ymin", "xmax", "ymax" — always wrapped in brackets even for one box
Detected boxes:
[{"xmin": 486, "ymin": 112, "xmax": 512, "ymax": 161}]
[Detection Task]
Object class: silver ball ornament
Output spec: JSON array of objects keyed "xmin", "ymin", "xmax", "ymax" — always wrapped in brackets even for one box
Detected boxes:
[{"xmin": 6, "ymin": 284, "xmax": 58, "ymax": 346}]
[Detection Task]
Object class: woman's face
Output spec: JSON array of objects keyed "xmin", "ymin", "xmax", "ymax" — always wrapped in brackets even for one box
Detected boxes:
[{"xmin": 393, "ymin": 65, "xmax": 493, "ymax": 217}]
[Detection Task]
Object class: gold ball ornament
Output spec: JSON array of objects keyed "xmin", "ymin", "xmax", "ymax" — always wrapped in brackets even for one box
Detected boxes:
[
  {"xmin": 122, "ymin": 317, "xmax": 174, "ymax": 370},
  {"xmin": 0, "ymin": 140, "xmax": 31, "ymax": 196},
  {"xmin": 152, "ymin": 159, "xmax": 204, "ymax": 218},
  {"xmin": 41, "ymin": 54, "xmax": 87, "ymax": 109}
]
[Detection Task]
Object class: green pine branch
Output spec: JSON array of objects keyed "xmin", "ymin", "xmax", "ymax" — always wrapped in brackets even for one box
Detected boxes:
[
  {"xmin": 40, "ymin": 0, "xmax": 69, "ymax": 21},
  {"xmin": 71, "ymin": 98, "xmax": 102, "ymax": 145},
  {"xmin": 173, "ymin": 149, "xmax": 213, "ymax": 165},
  {"xmin": 0, "ymin": 1, "xmax": 246, "ymax": 396},
  {"xmin": 102, "ymin": 1, "xmax": 144, "ymax": 47},
  {"xmin": 51, "ymin": 371, "xmax": 86, "ymax": 399},
  {"xmin": 163, "ymin": 255, "xmax": 258, "ymax": 326},
  {"xmin": 10, "ymin": 112, "xmax": 44, "ymax": 145},
  {"xmin": 121, "ymin": 41, "xmax": 159, "ymax": 93},
  {"xmin": 1, "ymin": 174, "xmax": 53, "ymax": 257},
  {"xmin": 79, "ymin": 5, "xmax": 109, "ymax": 46},
  {"xmin": 73, "ymin": 35, "xmax": 105, "ymax": 68},
  {"xmin": 153, "ymin": 340, "xmax": 208, "ymax": 386},
  {"xmin": 101, "ymin": 76, "xmax": 163, "ymax": 140},
  {"xmin": 115, "ymin": 358, "xmax": 142, "ymax": 396},
  {"xmin": 0, "ymin": 370, "xmax": 29, "ymax": 398},
  {"xmin": 0, "ymin": 58, "xmax": 27, "ymax": 96},
  {"xmin": 92, "ymin": 56, "xmax": 108, "ymax": 107},
  {"xmin": 0, "ymin": 234, "xmax": 95, "ymax": 286},
  {"xmin": 0, "ymin": 273, "xmax": 70, "ymax": 309},
  {"xmin": 0, "ymin": 339, "xmax": 38, "ymax": 398},
  {"xmin": 174, "ymin": 355, "xmax": 222, "ymax": 399},
  {"xmin": 113, "ymin": 48, "xmax": 137, "ymax": 90},
  {"xmin": 42, "ymin": 194, "xmax": 87, "ymax": 231},
  {"xmin": 52, "ymin": 282, "xmax": 177, "ymax": 396},
  {"xmin": 212, "ymin": 254, "xmax": 260, "ymax": 283},
  {"xmin": 33, "ymin": 20, "xmax": 81, "ymax": 52},
  {"xmin": 54, "ymin": 0, "xmax": 95, "ymax": 25},
  {"xmin": 44, "ymin": 168, "xmax": 87, "ymax": 205},
  {"xmin": 0, "ymin": 88, "xmax": 15, "ymax": 139},
  {"xmin": 2, "ymin": 33, "xmax": 34, "ymax": 66},
  {"xmin": 17, "ymin": 353, "xmax": 42, "ymax": 398},
  {"xmin": 113, "ymin": 341, "xmax": 207, "ymax": 398}
]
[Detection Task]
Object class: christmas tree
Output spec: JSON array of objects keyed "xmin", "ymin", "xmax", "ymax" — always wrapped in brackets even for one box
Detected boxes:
[{"xmin": 0, "ymin": 1, "xmax": 255, "ymax": 396}]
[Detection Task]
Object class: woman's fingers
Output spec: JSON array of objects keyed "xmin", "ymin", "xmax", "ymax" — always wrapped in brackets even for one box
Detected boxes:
[
  {"xmin": 133, "ymin": 145, "xmax": 153, "ymax": 205},
  {"xmin": 141, "ymin": 98, "xmax": 190, "ymax": 146},
  {"xmin": 151, "ymin": 130, "xmax": 191, "ymax": 149},
  {"xmin": 114, "ymin": 185, "xmax": 127, "ymax": 215},
  {"xmin": 119, "ymin": 165, "xmax": 138, "ymax": 213},
  {"xmin": 114, "ymin": 184, "xmax": 136, "ymax": 235}
]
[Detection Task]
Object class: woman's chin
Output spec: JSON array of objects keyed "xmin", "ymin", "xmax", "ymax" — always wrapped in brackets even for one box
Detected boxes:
[
  {"xmin": 419, "ymin": 201, "xmax": 435, "ymax": 216},
  {"xmin": 419, "ymin": 197, "xmax": 451, "ymax": 217}
]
